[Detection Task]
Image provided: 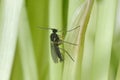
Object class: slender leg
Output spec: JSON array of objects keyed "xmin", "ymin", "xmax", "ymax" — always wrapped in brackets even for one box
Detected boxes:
[
  {"xmin": 58, "ymin": 35, "xmax": 78, "ymax": 46},
  {"xmin": 62, "ymin": 40, "xmax": 78, "ymax": 45},
  {"xmin": 59, "ymin": 47, "xmax": 74, "ymax": 62}
]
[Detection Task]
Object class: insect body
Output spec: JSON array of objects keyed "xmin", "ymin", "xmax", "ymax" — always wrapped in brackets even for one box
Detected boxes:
[
  {"xmin": 50, "ymin": 29, "xmax": 64, "ymax": 63},
  {"xmin": 38, "ymin": 26, "xmax": 80, "ymax": 63}
]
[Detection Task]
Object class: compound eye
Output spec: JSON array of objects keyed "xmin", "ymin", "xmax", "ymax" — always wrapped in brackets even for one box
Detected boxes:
[{"xmin": 53, "ymin": 29, "xmax": 57, "ymax": 33}]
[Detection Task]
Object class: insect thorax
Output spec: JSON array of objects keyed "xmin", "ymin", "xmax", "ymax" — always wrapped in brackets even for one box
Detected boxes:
[{"xmin": 50, "ymin": 33, "xmax": 60, "ymax": 42}]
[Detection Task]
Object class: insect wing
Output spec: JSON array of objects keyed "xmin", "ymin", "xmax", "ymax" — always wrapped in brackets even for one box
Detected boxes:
[
  {"xmin": 54, "ymin": 44, "xmax": 64, "ymax": 62},
  {"xmin": 50, "ymin": 42, "xmax": 58, "ymax": 63}
]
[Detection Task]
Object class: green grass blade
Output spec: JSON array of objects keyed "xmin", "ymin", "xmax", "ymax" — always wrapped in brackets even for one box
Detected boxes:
[
  {"xmin": 49, "ymin": 0, "xmax": 63, "ymax": 80},
  {"xmin": 91, "ymin": 0, "xmax": 117, "ymax": 80},
  {"xmin": 0, "ymin": 0, "xmax": 23, "ymax": 79}
]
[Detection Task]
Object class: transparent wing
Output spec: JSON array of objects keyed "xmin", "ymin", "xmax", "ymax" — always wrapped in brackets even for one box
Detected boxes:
[
  {"xmin": 50, "ymin": 42, "xmax": 58, "ymax": 63},
  {"xmin": 54, "ymin": 45, "xmax": 64, "ymax": 62}
]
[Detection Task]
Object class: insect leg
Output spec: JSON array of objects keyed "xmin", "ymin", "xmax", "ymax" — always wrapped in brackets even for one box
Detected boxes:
[
  {"xmin": 62, "ymin": 40, "xmax": 78, "ymax": 46},
  {"xmin": 59, "ymin": 47, "xmax": 74, "ymax": 62}
]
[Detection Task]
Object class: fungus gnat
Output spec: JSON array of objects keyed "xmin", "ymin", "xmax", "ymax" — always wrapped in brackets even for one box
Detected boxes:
[{"xmin": 38, "ymin": 26, "xmax": 80, "ymax": 63}]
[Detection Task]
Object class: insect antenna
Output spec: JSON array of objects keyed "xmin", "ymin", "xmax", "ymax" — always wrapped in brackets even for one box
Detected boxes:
[
  {"xmin": 67, "ymin": 25, "xmax": 80, "ymax": 32},
  {"xmin": 37, "ymin": 26, "xmax": 54, "ymax": 30},
  {"xmin": 58, "ymin": 25, "xmax": 80, "ymax": 32}
]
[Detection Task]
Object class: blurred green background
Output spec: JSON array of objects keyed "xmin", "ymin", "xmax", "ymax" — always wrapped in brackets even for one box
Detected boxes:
[{"xmin": 0, "ymin": 0, "xmax": 120, "ymax": 80}]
